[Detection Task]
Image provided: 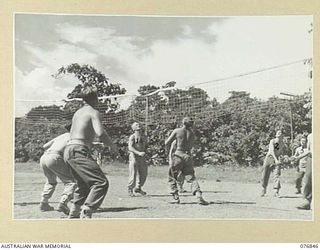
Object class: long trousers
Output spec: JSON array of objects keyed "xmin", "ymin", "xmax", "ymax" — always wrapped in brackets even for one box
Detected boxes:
[
  {"xmin": 168, "ymin": 153, "xmax": 201, "ymax": 195},
  {"xmin": 261, "ymin": 155, "xmax": 281, "ymax": 190},
  {"xmin": 295, "ymin": 170, "xmax": 305, "ymax": 190},
  {"xmin": 64, "ymin": 144, "xmax": 109, "ymax": 210},
  {"xmin": 128, "ymin": 153, "xmax": 148, "ymax": 190},
  {"xmin": 40, "ymin": 152, "xmax": 76, "ymax": 204},
  {"xmin": 303, "ymin": 157, "xmax": 312, "ymax": 201}
]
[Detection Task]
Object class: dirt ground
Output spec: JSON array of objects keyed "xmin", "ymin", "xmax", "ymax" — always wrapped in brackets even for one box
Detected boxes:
[{"xmin": 13, "ymin": 162, "xmax": 312, "ymax": 220}]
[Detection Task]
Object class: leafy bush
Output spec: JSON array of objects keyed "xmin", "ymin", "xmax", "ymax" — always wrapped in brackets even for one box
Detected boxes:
[{"xmin": 15, "ymin": 64, "xmax": 312, "ymax": 167}]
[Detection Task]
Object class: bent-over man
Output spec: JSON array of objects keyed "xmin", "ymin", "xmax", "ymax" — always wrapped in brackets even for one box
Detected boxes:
[{"xmin": 39, "ymin": 124, "xmax": 76, "ymax": 215}]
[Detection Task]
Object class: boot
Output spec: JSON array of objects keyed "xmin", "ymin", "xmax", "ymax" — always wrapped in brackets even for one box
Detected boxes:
[
  {"xmin": 57, "ymin": 203, "xmax": 70, "ymax": 215},
  {"xmin": 68, "ymin": 203, "xmax": 81, "ymax": 219},
  {"xmin": 40, "ymin": 202, "xmax": 54, "ymax": 212},
  {"xmin": 169, "ymin": 192, "xmax": 180, "ymax": 204}
]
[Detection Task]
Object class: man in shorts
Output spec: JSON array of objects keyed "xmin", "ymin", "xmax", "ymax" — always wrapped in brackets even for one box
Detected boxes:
[
  {"xmin": 128, "ymin": 122, "xmax": 148, "ymax": 196},
  {"xmin": 165, "ymin": 117, "xmax": 208, "ymax": 205},
  {"xmin": 261, "ymin": 129, "xmax": 285, "ymax": 197},
  {"xmin": 39, "ymin": 124, "xmax": 76, "ymax": 215},
  {"xmin": 64, "ymin": 85, "xmax": 118, "ymax": 219}
]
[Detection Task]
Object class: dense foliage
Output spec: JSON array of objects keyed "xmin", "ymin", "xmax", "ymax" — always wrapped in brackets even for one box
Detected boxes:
[{"xmin": 15, "ymin": 64, "xmax": 312, "ymax": 167}]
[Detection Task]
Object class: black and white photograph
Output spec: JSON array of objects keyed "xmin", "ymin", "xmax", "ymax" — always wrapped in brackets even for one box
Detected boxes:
[{"xmin": 14, "ymin": 14, "xmax": 313, "ymax": 220}]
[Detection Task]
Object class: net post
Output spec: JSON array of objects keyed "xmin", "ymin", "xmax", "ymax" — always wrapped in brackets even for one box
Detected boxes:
[
  {"xmin": 145, "ymin": 96, "xmax": 148, "ymax": 136},
  {"xmin": 289, "ymin": 102, "xmax": 294, "ymax": 155}
]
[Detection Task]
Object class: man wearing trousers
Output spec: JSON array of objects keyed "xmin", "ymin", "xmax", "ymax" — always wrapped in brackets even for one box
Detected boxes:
[
  {"xmin": 260, "ymin": 130, "xmax": 285, "ymax": 197},
  {"xmin": 165, "ymin": 117, "xmax": 208, "ymax": 205},
  {"xmin": 64, "ymin": 85, "xmax": 118, "ymax": 219},
  {"xmin": 293, "ymin": 137, "xmax": 308, "ymax": 194},
  {"xmin": 127, "ymin": 122, "xmax": 148, "ymax": 196},
  {"xmin": 294, "ymin": 133, "xmax": 312, "ymax": 210},
  {"xmin": 39, "ymin": 124, "xmax": 76, "ymax": 215}
]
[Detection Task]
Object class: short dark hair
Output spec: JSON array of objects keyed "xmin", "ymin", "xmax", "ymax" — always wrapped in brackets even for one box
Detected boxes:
[
  {"xmin": 182, "ymin": 117, "xmax": 194, "ymax": 127},
  {"xmin": 81, "ymin": 85, "xmax": 98, "ymax": 103},
  {"xmin": 64, "ymin": 123, "xmax": 72, "ymax": 132}
]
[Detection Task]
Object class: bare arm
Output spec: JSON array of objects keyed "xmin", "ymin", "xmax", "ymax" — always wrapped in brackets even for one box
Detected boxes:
[
  {"xmin": 165, "ymin": 130, "xmax": 177, "ymax": 153},
  {"xmin": 294, "ymin": 149, "xmax": 310, "ymax": 161},
  {"xmin": 293, "ymin": 148, "xmax": 299, "ymax": 157},
  {"xmin": 169, "ymin": 140, "xmax": 177, "ymax": 159},
  {"xmin": 43, "ymin": 139, "xmax": 55, "ymax": 150},
  {"xmin": 295, "ymin": 134, "xmax": 312, "ymax": 161},
  {"xmin": 91, "ymin": 110, "xmax": 118, "ymax": 154}
]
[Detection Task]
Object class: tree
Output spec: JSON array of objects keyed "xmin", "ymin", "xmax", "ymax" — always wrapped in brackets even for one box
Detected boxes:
[
  {"xmin": 26, "ymin": 105, "xmax": 67, "ymax": 121},
  {"xmin": 52, "ymin": 63, "xmax": 126, "ymax": 113}
]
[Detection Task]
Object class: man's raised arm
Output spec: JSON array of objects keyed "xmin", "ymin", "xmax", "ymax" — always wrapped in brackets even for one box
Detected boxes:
[
  {"xmin": 43, "ymin": 138, "xmax": 55, "ymax": 150},
  {"xmin": 165, "ymin": 130, "xmax": 177, "ymax": 154},
  {"xmin": 91, "ymin": 110, "xmax": 118, "ymax": 154},
  {"xmin": 268, "ymin": 139, "xmax": 279, "ymax": 164}
]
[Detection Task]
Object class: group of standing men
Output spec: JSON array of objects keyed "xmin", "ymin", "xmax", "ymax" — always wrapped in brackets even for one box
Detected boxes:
[
  {"xmin": 38, "ymin": 86, "xmax": 209, "ymax": 219},
  {"xmin": 260, "ymin": 129, "xmax": 312, "ymax": 210}
]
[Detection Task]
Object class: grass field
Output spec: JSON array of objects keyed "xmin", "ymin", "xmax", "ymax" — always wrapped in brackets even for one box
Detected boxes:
[{"xmin": 14, "ymin": 162, "xmax": 312, "ymax": 220}]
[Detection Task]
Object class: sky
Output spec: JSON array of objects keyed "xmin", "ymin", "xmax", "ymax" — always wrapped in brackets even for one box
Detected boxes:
[{"xmin": 15, "ymin": 14, "xmax": 313, "ymax": 116}]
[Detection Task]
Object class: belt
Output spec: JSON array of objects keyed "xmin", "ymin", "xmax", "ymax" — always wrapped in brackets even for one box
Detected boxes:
[
  {"xmin": 175, "ymin": 150, "xmax": 191, "ymax": 154},
  {"xmin": 66, "ymin": 139, "xmax": 92, "ymax": 148},
  {"xmin": 45, "ymin": 150, "xmax": 63, "ymax": 156}
]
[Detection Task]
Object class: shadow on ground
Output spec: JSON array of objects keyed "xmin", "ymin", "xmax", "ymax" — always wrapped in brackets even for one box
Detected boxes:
[
  {"xmin": 14, "ymin": 202, "xmax": 59, "ymax": 206},
  {"xmin": 177, "ymin": 200, "xmax": 256, "ymax": 206},
  {"xmin": 210, "ymin": 200, "xmax": 256, "ymax": 205},
  {"xmin": 279, "ymin": 196, "xmax": 301, "ymax": 199},
  {"xmin": 95, "ymin": 206, "xmax": 148, "ymax": 213},
  {"xmin": 147, "ymin": 194, "xmax": 173, "ymax": 197},
  {"xmin": 202, "ymin": 190, "xmax": 232, "ymax": 194}
]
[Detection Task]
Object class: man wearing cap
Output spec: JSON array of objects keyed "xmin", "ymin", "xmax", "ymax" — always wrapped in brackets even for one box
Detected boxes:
[
  {"xmin": 165, "ymin": 117, "xmax": 208, "ymax": 205},
  {"xmin": 64, "ymin": 85, "xmax": 119, "ymax": 219}
]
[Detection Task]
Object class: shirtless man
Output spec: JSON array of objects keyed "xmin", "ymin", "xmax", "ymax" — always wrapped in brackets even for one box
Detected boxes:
[
  {"xmin": 39, "ymin": 124, "xmax": 76, "ymax": 215},
  {"xmin": 293, "ymin": 133, "xmax": 312, "ymax": 210},
  {"xmin": 128, "ymin": 122, "xmax": 148, "ymax": 196},
  {"xmin": 165, "ymin": 117, "xmax": 208, "ymax": 205},
  {"xmin": 261, "ymin": 130, "xmax": 285, "ymax": 197},
  {"xmin": 64, "ymin": 86, "xmax": 118, "ymax": 219}
]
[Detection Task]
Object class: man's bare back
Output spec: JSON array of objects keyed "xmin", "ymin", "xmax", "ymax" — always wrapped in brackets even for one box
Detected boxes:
[
  {"xmin": 45, "ymin": 133, "xmax": 70, "ymax": 152},
  {"xmin": 166, "ymin": 127, "xmax": 194, "ymax": 154},
  {"xmin": 175, "ymin": 127, "xmax": 194, "ymax": 153},
  {"xmin": 70, "ymin": 105, "xmax": 100, "ymax": 144}
]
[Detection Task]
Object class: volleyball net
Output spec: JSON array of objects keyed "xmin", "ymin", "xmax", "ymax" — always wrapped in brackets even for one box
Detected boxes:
[{"xmin": 15, "ymin": 58, "xmax": 312, "ymax": 128}]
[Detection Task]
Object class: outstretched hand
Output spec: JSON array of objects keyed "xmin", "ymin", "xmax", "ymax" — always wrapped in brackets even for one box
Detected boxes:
[{"xmin": 290, "ymin": 156, "xmax": 298, "ymax": 163}]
